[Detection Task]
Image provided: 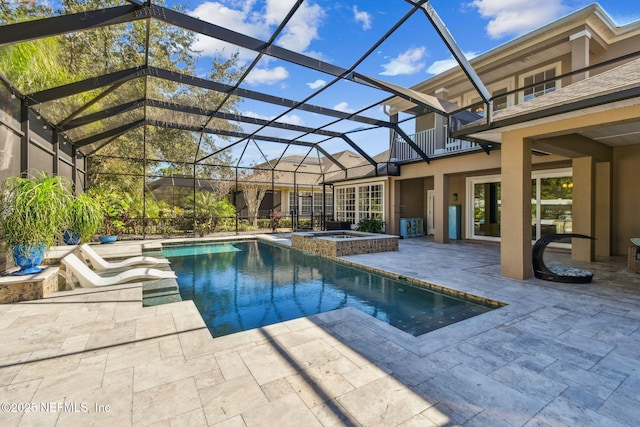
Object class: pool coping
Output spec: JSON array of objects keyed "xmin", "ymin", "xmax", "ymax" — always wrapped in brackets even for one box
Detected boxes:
[{"xmin": 155, "ymin": 234, "xmax": 508, "ymax": 341}]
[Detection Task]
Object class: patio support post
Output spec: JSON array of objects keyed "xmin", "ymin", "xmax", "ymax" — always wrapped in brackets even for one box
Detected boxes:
[
  {"xmin": 572, "ymin": 156, "xmax": 596, "ymax": 261},
  {"xmin": 389, "ymin": 112, "xmax": 398, "ymax": 158},
  {"xmin": 143, "ymin": 126, "xmax": 147, "ymax": 239},
  {"xmin": 192, "ymin": 162, "xmax": 197, "ymax": 238},
  {"xmin": 433, "ymin": 172, "xmax": 449, "ymax": 244},
  {"xmin": 435, "ymin": 113, "xmax": 447, "ymax": 153},
  {"xmin": 52, "ymin": 128, "xmax": 59, "ymax": 177},
  {"xmin": 308, "ymin": 185, "xmax": 312, "ymax": 230},
  {"xmin": 71, "ymin": 145, "xmax": 78, "ymax": 192},
  {"xmin": 500, "ymin": 131, "xmax": 532, "ymax": 279},
  {"xmin": 595, "ymin": 162, "xmax": 611, "ymax": 257},
  {"xmin": 322, "ymin": 183, "xmax": 326, "ymax": 230},
  {"xmin": 19, "ymin": 102, "xmax": 29, "ymax": 176},
  {"xmin": 293, "ymin": 172, "xmax": 297, "ymax": 230},
  {"xmin": 235, "ymin": 167, "xmax": 239, "ymax": 235}
]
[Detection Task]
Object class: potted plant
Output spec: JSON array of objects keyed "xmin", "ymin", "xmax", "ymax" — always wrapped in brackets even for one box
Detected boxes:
[
  {"xmin": 63, "ymin": 192, "xmax": 104, "ymax": 245},
  {"xmin": 89, "ymin": 187, "xmax": 125, "ymax": 244},
  {"xmin": 0, "ymin": 172, "xmax": 72, "ymax": 275}
]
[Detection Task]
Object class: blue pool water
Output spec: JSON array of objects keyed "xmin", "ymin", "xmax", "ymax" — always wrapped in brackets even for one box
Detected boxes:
[{"xmin": 163, "ymin": 240, "xmax": 494, "ymax": 337}]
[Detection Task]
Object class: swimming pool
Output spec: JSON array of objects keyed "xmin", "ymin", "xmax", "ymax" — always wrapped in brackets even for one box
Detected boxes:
[{"xmin": 163, "ymin": 240, "xmax": 495, "ymax": 337}]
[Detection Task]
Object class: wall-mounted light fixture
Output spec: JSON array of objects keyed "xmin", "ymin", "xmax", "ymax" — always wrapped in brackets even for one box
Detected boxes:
[
  {"xmin": 453, "ymin": 193, "xmax": 458, "ymax": 201},
  {"xmin": 10, "ymin": 92, "xmax": 16, "ymax": 99}
]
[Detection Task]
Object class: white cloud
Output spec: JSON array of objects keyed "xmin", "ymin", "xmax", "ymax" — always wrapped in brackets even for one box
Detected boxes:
[
  {"xmin": 470, "ymin": 0, "xmax": 569, "ymax": 39},
  {"xmin": 333, "ymin": 101, "xmax": 355, "ymax": 113},
  {"xmin": 353, "ymin": 6, "xmax": 372, "ymax": 30},
  {"xmin": 277, "ymin": 114, "xmax": 304, "ymax": 126},
  {"xmin": 307, "ymin": 79, "xmax": 326, "ymax": 89},
  {"xmin": 426, "ymin": 51, "xmax": 478, "ymax": 75},
  {"xmin": 276, "ymin": 2, "xmax": 326, "ymax": 53},
  {"xmin": 380, "ymin": 47, "xmax": 426, "ymax": 76},
  {"xmin": 241, "ymin": 111, "xmax": 305, "ymax": 126},
  {"xmin": 189, "ymin": 0, "xmax": 326, "ymax": 62},
  {"xmin": 189, "ymin": 2, "xmax": 268, "ymax": 61},
  {"xmin": 242, "ymin": 111, "xmax": 270, "ymax": 120},
  {"xmin": 245, "ymin": 66, "xmax": 289, "ymax": 85}
]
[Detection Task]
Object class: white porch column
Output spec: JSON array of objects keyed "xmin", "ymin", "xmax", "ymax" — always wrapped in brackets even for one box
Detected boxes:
[{"xmin": 501, "ymin": 132, "xmax": 532, "ymax": 279}]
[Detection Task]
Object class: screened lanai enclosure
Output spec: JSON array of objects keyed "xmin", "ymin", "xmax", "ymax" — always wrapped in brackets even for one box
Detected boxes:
[{"xmin": 0, "ymin": 0, "xmax": 490, "ymax": 238}]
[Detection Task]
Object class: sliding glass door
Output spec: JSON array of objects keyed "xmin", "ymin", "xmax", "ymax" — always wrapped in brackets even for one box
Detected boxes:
[
  {"xmin": 472, "ymin": 179, "xmax": 501, "ymax": 239},
  {"xmin": 468, "ymin": 169, "xmax": 572, "ymax": 242},
  {"xmin": 532, "ymin": 171, "xmax": 573, "ymax": 244}
]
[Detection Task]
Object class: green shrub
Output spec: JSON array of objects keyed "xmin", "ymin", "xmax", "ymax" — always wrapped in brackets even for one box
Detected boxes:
[
  {"xmin": 356, "ymin": 217, "xmax": 385, "ymax": 233},
  {"xmin": 66, "ymin": 192, "xmax": 104, "ymax": 242}
]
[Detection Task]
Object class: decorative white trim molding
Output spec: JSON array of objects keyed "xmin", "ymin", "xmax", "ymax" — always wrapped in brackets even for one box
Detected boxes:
[{"xmin": 569, "ymin": 30, "xmax": 592, "ymax": 41}]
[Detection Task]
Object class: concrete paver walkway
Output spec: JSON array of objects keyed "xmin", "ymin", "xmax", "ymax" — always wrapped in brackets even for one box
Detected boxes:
[{"xmin": 1, "ymin": 237, "xmax": 639, "ymax": 426}]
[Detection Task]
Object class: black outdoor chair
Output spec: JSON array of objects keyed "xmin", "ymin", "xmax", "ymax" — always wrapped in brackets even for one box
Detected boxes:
[{"xmin": 532, "ymin": 233, "xmax": 595, "ymax": 283}]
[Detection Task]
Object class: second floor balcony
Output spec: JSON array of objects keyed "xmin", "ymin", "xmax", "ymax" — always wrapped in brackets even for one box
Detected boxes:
[{"xmin": 391, "ymin": 127, "xmax": 480, "ymax": 162}]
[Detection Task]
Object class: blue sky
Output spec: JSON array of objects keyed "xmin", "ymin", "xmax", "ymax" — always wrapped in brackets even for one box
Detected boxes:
[{"xmin": 167, "ymin": 0, "xmax": 638, "ymax": 165}]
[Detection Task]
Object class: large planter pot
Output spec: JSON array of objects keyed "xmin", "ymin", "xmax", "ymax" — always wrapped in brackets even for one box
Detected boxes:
[
  {"xmin": 11, "ymin": 244, "xmax": 47, "ymax": 275},
  {"xmin": 98, "ymin": 235, "xmax": 118, "ymax": 244},
  {"xmin": 63, "ymin": 230, "xmax": 81, "ymax": 245}
]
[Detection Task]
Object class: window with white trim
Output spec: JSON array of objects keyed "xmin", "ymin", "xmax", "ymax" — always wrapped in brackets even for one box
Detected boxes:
[
  {"xmin": 288, "ymin": 191, "xmax": 332, "ymax": 216},
  {"xmin": 335, "ymin": 187, "xmax": 356, "ymax": 223},
  {"xmin": 520, "ymin": 63, "xmax": 561, "ymax": 102},
  {"xmin": 463, "ymin": 82, "xmax": 514, "ymax": 117},
  {"xmin": 358, "ymin": 184, "xmax": 383, "ymax": 221},
  {"xmin": 493, "ymin": 88, "xmax": 509, "ymax": 111},
  {"xmin": 335, "ymin": 183, "xmax": 384, "ymax": 224}
]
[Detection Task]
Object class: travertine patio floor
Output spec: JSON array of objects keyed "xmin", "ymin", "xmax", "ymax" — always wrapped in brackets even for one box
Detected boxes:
[{"xmin": 1, "ymin": 236, "xmax": 639, "ymax": 426}]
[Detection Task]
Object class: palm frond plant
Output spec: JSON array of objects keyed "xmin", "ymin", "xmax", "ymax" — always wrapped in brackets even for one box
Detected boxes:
[
  {"xmin": 0, "ymin": 172, "xmax": 73, "ymax": 274},
  {"xmin": 64, "ymin": 192, "xmax": 104, "ymax": 244},
  {"xmin": 193, "ymin": 191, "xmax": 236, "ymax": 236}
]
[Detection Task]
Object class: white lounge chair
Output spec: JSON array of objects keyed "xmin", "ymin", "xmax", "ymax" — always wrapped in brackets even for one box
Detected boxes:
[
  {"xmin": 80, "ymin": 243, "xmax": 170, "ymax": 271},
  {"xmin": 61, "ymin": 253, "xmax": 176, "ymax": 288}
]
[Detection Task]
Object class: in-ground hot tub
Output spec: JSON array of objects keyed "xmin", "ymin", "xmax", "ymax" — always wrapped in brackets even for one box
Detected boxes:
[{"xmin": 291, "ymin": 230, "xmax": 399, "ymax": 257}]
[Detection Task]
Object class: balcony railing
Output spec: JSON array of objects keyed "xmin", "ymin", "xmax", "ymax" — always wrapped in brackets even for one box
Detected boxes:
[{"xmin": 391, "ymin": 127, "xmax": 479, "ymax": 162}]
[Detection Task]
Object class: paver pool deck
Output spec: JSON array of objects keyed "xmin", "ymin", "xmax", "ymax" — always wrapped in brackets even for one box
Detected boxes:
[{"xmin": 1, "ymin": 236, "xmax": 639, "ymax": 426}]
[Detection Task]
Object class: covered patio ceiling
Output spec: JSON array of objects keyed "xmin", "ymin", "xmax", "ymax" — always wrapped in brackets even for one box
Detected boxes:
[{"xmin": 0, "ymin": 0, "xmax": 491, "ymax": 174}]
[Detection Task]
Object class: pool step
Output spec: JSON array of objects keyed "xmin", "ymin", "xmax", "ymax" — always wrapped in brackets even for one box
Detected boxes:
[
  {"xmin": 143, "ymin": 293, "xmax": 182, "ymax": 307},
  {"xmin": 142, "ymin": 278, "xmax": 182, "ymax": 307}
]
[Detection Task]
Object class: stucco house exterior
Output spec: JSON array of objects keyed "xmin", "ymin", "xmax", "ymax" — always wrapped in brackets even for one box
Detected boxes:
[{"xmin": 329, "ymin": 3, "xmax": 640, "ymax": 279}]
